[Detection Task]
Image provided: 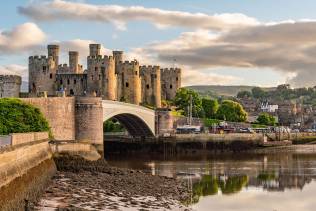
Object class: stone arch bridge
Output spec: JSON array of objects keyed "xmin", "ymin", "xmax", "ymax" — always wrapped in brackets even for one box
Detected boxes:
[
  {"xmin": 102, "ymin": 100, "xmax": 155, "ymax": 137},
  {"xmin": 22, "ymin": 97, "xmax": 162, "ymax": 145}
]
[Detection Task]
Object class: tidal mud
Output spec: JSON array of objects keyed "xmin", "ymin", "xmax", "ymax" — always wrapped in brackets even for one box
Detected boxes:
[{"xmin": 33, "ymin": 155, "xmax": 191, "ymax": 210}]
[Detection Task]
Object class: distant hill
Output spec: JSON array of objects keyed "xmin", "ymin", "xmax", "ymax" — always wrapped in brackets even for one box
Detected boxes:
[{"xmin": 185, "ymin": 85, "xmax": 276, "ymax": 97}]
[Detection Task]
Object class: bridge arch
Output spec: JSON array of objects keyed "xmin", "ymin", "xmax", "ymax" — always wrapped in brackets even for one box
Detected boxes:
[{"xmin": 102, "ymin": 100, "xmax": 156, "ymax": 137}]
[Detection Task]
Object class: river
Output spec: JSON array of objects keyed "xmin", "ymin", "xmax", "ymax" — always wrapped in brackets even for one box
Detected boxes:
[{"xmin": 106, "ymin": 147, "xmax": 316, "ymax": 211}]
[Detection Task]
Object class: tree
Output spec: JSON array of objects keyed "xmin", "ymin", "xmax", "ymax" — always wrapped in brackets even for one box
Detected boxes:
[
  {"xmin": 173, "ymin": 88, "xmax": 203, "ymax": 117},
  {"xmin": 256, "ymin": 113, "xmax": 276, "ymax": 126},
  {"xmin": 0, "ymin": 98, "xmax": 50, "ymax": 135},
  {"xmin": 216, "ymin": 100, "xmax": 248, "ymax": 122},
  {"xmin": 103, "ymin": 119, "xmax": 125, "ymax": 132},
  {"xmin": 237, "ymin": 90, "xmax": 252, "ymax": 99},
  {"xmin": 202, "ymin": 98, "xmax": 219, "ymax": 119},
  {"xmin": 251, "ymin": 87, "xmax": 266, "ymax": 99}
]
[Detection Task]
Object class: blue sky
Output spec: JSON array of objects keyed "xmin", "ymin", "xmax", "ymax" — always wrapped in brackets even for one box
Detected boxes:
[{"xmin": 2, "ymin": 0, "xmax": 316, "ymax": 87}]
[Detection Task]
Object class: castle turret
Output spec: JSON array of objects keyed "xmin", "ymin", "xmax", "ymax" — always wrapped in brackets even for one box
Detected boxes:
[
  {"xmin": 29, "ymin": 46, "xmax": 58, "ymax": 96},
  {"xmin": 161, "ymin": 67, "xmax": 181, "ymax": 101},
  {"xmin": 86, "ymin": 47, "xmax": 117, "ymax": 99},
  {"xmin": 47, "ymin": 45, "xmax": 59, "ymax": 67},
  {"xmin": 89, "ymin": 44, "xmax": 101, "ymax": 57},
  {"xmin": 116, "ymin": 60, "xmax": 141, "ymax": 105},
  {"xmin": 69, "ymin": 51, "xmax": 79, "ymax": 73},
  {"xmin": 113, "ymin": 51, "xmax": 124, "ymax": 65},
  {"xmin": 140, "ymin": 65, "xmax": 161, "ymax": 108}
]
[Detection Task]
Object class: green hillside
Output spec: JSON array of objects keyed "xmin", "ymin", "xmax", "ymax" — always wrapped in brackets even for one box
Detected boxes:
[{"xmin": 186, "ymin": 85, "xmax": 276, "ymax": 97}]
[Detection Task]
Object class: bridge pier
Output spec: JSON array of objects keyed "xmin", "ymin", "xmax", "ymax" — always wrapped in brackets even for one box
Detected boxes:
[{"xmin": 75, "ymin": 97, "xmax": 103, "ymax": 144}]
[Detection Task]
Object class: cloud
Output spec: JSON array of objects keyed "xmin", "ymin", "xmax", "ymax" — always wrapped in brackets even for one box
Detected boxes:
[
  {"xmin": 0, "ymin": 22, "xmax": 46, "ymax": 54},
  {"xmin": 0, "ymin": 64, "xmax": 28, "ymax": 81},
  {"xmin": 18, "ymin": 0, "xmax": 259, "ymax": 31},
  {"xmin": 182, "ymin": 69, "xmax": 240, "ymax": 86},
  {"xmin": 132, "ymin": 21, "xmax": 316, "ymax": 87}
]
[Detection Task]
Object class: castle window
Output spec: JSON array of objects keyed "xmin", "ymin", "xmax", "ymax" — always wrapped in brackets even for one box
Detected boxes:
[
  {"xmin": 92, "ymin": 75, "xmax": 94, "ymax": 80},
  {"xmin": 49, "ymin": 73, "xmax": 52, "ymax": 79},
  {"xmin": 99, "ymin": 74, "xmax": 101, "ymax": 80},
  {"xmin": 42, "ymin": 66, "xmax": 46, "ymax": 71},
  {"xmin": 74, "ymin": 79, "xmax": 77, "ymax": 84},
  {"xmin": 135, "ymin": 71, "xmax": 138, "ymax": 75},
  {"xmin": 176, "ymin": 77, "xmax": 179, "ymax": 81},
  {"xmin": 95, "ymin": 67, "xmax": 98, "ymax": 71},
  {"xmin": 146, "ymin": 84, "xmax": 150, "ymax": 89},
  {"xmin": 60, "ymin": 79, "xmax": 63, "ymax": 85},
  {"xmin": 170, "ymin": 84, "xmax": 173, "ymax": 89},
  {"xmin": 67, "ymin": 79, "xmax": 70, "ymax": 85},
  {"xmin": 126, "ymin": 82, "xmax": 129, "ymax": 87}
]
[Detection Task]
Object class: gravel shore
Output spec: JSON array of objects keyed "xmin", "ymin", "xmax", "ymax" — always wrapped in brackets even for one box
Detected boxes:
[{"xmin": 33, "ymin": 155, "xmax": 191, "ymax": 210}]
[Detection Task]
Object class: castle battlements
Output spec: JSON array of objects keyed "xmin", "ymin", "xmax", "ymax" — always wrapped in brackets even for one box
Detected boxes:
[
  {"xmin": 161, "ymin": 67, "xmax": 181, "ymax": 73},
  {"xmin": 0, "ymin": 75, "xmax": 22, "ymax": 84},
  {"xmin": 27, "ymin": 43, "xmax": 181, "ymax": 106},
  {"xmin": 118, "ymin": 60, "xmax": 139, "ymax": 66},
  {"xmin": 29, "ymin": 55, "xmax": 52, "ymax": 62},
  {"xmin": 140, "ymin": 65, "xmax": 160, "ymax": 69}
]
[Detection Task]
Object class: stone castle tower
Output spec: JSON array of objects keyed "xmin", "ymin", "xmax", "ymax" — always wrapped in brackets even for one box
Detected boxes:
[
  {"xmin": 161, "ymin": 68, "xmax": 181, "ymax": 101},
  {"xmin": 28, "ymin": 43, "xmax": 181, "ymax": 107},
  {"xmin": 140, "ymin": 65, "xmax": 161, "ymax": 107},
  {"xmin": 29, "ymin": 45, "xmax": 59, "ymax": 96},
  {"xmin": 116, "ymin": 60, "xmax": 141, "ymax": 105},
  {"xmin": 87, "ymin": 44, "xmax": 117, "ymax": 100}
]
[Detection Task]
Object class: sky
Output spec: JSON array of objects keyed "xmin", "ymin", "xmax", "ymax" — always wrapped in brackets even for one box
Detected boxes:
[{"xmin": 2, "ymin": 0, "xmax": 316, "ymax": 87}]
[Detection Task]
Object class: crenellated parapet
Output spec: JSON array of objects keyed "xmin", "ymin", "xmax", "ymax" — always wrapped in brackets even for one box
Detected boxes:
[{"xmin": 0, "ymin": 75, "xmax": 21, "ymax": 98}]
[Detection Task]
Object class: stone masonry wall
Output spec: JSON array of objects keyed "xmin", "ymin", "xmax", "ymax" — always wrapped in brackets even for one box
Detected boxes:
[
  {"xmin": 21, "ymin": 97, "xmax": 76, "ymax": 141},
  {"xmin": 0, "ymin": 75, "xmax": 21, "ymax": 98},
  {"xmin": 75, "ymin": 97, "xmax": 103, "ymax": 144}
]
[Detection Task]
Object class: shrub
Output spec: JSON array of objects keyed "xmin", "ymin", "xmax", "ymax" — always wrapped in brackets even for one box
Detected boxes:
[{"xmin": 0, "ymin": 98, "xmax": 50, "ymax": 135}]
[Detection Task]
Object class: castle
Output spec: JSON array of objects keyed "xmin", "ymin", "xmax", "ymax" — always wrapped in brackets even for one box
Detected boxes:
[
  {"xmin": 28, "ymin": 44, "xmax": 182, "ymax": 107},
  {"xmin": 0, "ymin": 75, "xmax": 21, "ymax": 98}
]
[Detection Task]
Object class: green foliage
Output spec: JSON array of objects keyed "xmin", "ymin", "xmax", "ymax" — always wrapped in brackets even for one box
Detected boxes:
[
  {"xmin": 251, "ymin": 124, "xmax": 268, "ymax": 128},
  {"xmin": 237, "ymin": 90, "xmax": 252, "ymax": 99},
  {"xmin": 256, "ymin": 113, "xmax": 276, "ymax": 126},
  {"xmin": 203, "ymin": 118, "xmax": 220, "ymax": 127},
  {"xmin": 170, "ymin": 109, "xmax": 184, "ymax": 117},
  {"xmin": 216, "ymin": 100, "xmax": 248, "ymax": 122},
  {"xmin": 251, "ymin": 87, "xmax": 266, "ymax": 99},
  {"xmin": 174, "ymin": 88, "xmax": 203, "ymax": 117},
  {"xmin": 189, "ymin": 175, "xmax": 249, "ymax": 204},
  {"xmin": 103, "ymin": 119, "xmax": 125, "ymax": 132},
  {"xmin": 202, "ymin": 98, "xmax": 219, "ymax": 119},
  {"xmin": 257, "ymin": 172, "xmax": 276, "ymax": 181},
  {"xmin": 218, "ymin": 175, "xmax": 249, "ymax": 195},
  {"xmin": 0, "ymin": 98, "xmax": 50, "ymax": 135},
  {"xmin": 191, "ymin": 175, "xmax": 218, "ymax": 204}
]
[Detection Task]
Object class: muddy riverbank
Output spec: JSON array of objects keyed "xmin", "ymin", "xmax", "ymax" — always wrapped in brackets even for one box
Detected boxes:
[{"xmin": 33, "ymin": 155, "xmax": 191, "ymax": 210}]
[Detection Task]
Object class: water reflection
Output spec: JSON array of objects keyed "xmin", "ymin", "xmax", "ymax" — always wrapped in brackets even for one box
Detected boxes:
[
  {"xmin": 190, "ymin": 175, "xmax": 248, "ymax": 204},
  {"xmin": 106, "ymin": 150, "xmax": 316, "ymax": 211}
]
